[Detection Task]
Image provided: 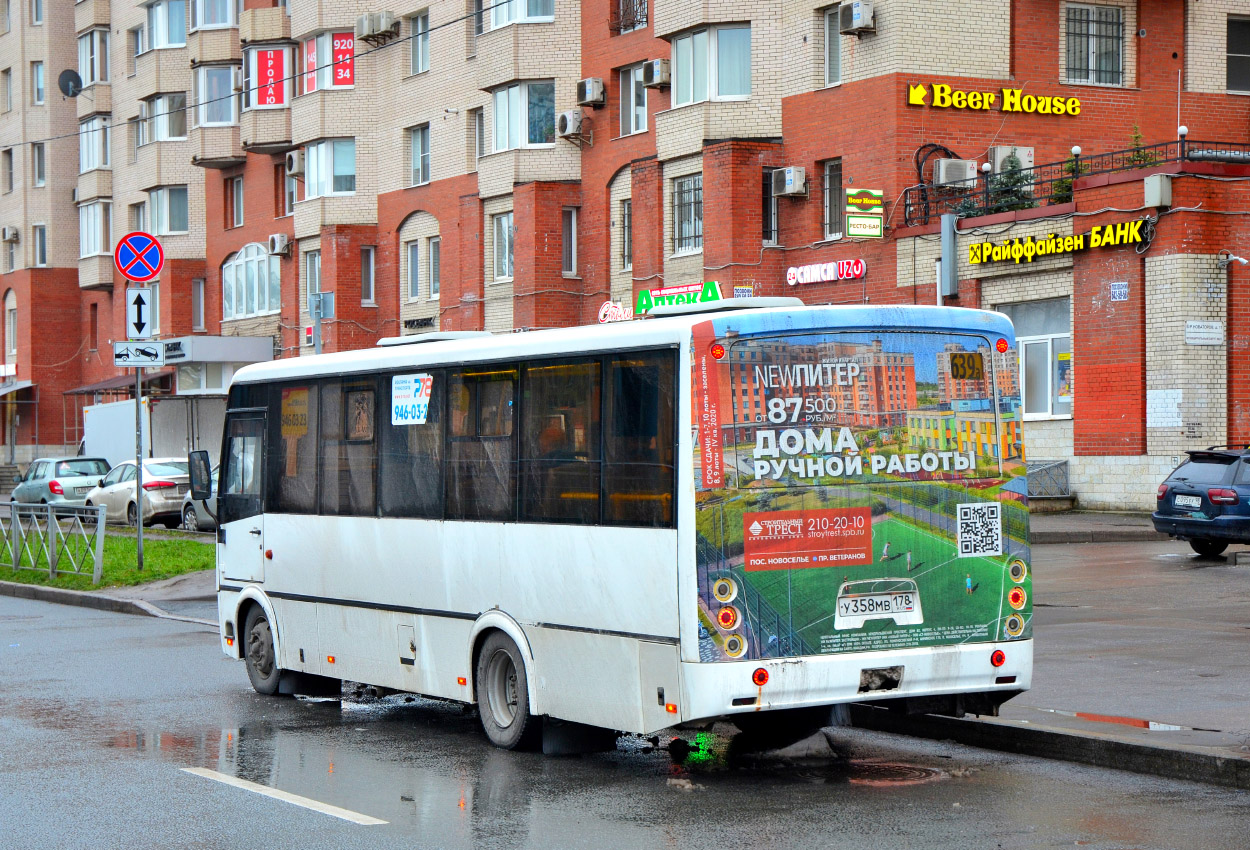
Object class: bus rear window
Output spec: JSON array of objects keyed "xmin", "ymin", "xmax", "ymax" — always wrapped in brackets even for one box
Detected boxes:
[{"xmin": 604, "ymin": 352, "xmax": 674, "ymax": 527}]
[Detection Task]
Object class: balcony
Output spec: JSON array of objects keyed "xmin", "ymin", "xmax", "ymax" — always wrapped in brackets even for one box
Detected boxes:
[
  {"xmin": 134, "ymin": 49, "xmax": 193, "ymax": 98},
  {"xmin": 477, "ymin": 147, "xmax": 580, "ymax": 201},
  {"xmin": 291, "ymin": 89, "xmax": 358, "ymax": 144},
  {"xmin": 189, "ymin": 125, "xmax": 245, "ymax": 169},
  {"xmin": 76, "ymin": 169, "xmax": 112, "ymax": 203},
  {"xmin": 241, "ymin": 109, "xmax": 292, "ymax": 154},
  {"xmin": 475, "ymin": 21, "xmax": 577, "ymax": 92},
  {"xmin": 133, "ymin": 141, "xmax": 195, "ymax": 189},
  {"xmin": 240, "ymin": 7, "xmax": 291, "ymax": 43},
  {"xmin": 78, "ymin": 256, "xmax": 115, "ymax": 291},
  {"xmin": 76, "ymin": 85, "xmax": 110, "ymax": 120},
  {"xmin": 74, "ymin": 0, "xmax": 110, "ymax": 31},
  {"xmin": 188, "ymin": 28, "xmax": 242, "ymax": 66}
]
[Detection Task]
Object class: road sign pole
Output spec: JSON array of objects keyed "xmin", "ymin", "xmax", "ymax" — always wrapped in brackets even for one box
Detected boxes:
[
  {"xmin": 312, "ymin": 294, "xmax": 323, "ymax": 355},
  {"xmin": 135, "ymin": 366, "xmax": 144, "ymax": 571}
]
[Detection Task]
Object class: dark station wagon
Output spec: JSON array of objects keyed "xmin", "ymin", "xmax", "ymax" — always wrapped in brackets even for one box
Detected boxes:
[{"xmin": 1153, "ymin": 445, "xmax": 1250, "ymax": 557}]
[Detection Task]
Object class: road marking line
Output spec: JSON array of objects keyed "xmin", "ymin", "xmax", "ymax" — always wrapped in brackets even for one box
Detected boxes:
[{"xmin": 181, "ymin": 767, "xmax": 388, "ymax": 825}]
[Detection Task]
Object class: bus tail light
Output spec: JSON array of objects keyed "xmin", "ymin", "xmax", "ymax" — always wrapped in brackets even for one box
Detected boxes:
[
  {"xmin": 48, "ymin": 480, "xmax": 64, "ymax": 495},
  {"xmin": 143, "ymin": 479, "xmax": 176, "ymax": 491},
  {"xmin": 1007, "ymin": 587, "xmax": 1027, "ymax": 610},
  {"xmin": 1003, "ymin": 614, "xmax": 1025, "ymax": 637},
  {"xmin": 752, "ymin": 668, "xmax": 769, "ymax": 686},
  {"xmin": 716, "ymin": 606, "xmax": 739, "ymax": 630},
  {"xmin": 1008, "ymin": 559, "xmax": 1027, "ymax": 583},
  {"xmin": 712, "ymin": 577, "xmax": 738, "ymax": 603},
  {"xmin": 1208, "ymin": 488, "xmax": 1239, "ymax": 505},
  {"xmin": 724, "ymin": 634, "xmax": 747, "ymax": 658},
  {"xmin": 710, "ymin": 343, "xmax": 726, "ymax": 360},
  {"xmin": 990, "ymin": 650, "xmax": 1006, "ymax": 668},
  {"xmin": 665, "ymin": 703, "xmax": 678, "ymax": 714}
]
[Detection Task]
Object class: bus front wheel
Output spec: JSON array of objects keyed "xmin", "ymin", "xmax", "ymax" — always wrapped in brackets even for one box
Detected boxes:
[
  {"xmin": 244, "ymin": 606, "xmax": 283, "ymax": 696},
  {"xmin": 475, "ymin": 632, "xmax": 540, "ymax": 750}
]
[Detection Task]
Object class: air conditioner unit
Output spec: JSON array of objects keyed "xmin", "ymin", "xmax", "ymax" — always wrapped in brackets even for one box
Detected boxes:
[
  {"xmin": 934, "ymin": 158, "xmax": 980, "ymax": 188},
  {"xmin": 285, "ymin": 150, "xmax": 304, "ymax": 176},
  {"xmin": 642, "ymin": 58, "xmax": 671, "ymax": 88},
  {"xmin": 839, "ymin": 1, "xmax": 875, "ymax": 34},
  {"xmin": 576, "ymin": 78, "xmax": 606, "ymax": 107},
  {"xmin": 771, "ymin": 166, "xmax": 807, "ymax": 197},
  {"xmin": 268, "ymin": 233, "xmax": 291, "ymax": 256},
  {"xmin": 0, "ymin": 227, "xmax": 17, "ymax": 243},
  {"xmin": 989, "ymin": 145, "xmax": 1035, "ymax": 173},
  {"xmin": 356, "ymin": 11, "xmax": 399, "ymax": 40},
  {"xmin": 556, "ymin": 110, "xmax": 583, "ymax": 138},
  {"xmin": 355, "ymin": 14, "xmax": 371, "ymax": 39}
]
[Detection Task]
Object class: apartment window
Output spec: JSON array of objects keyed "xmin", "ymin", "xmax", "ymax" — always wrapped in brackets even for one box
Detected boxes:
[
  {"xmin": 303, "ymin": 32, "xmax": 354, "ymax": 92},
  {"xmin": 1, "ymin": 69, "xmax": 9, "ymax": 112},
  {"xmin": 492, "ymin": 211, "xmax": 514, "ymax": 280},
  {"xmin": 149, "ymin": 284, "xmax": 161, "ymax": 335},
  {"xmin": 78, "ymin": 30, "xmax": 110, "ymax": 85},
  {"xmin": 1228, "ymin": 18, "xmax": 1250, "ymax": 92},
  {"xmin": 406, "ymin": 241, "xmax": 420, "ymax": 300},
  {"xmin": 31, "ymin": 143, "xmax": 44, "ymax": 187},
  {"xmin": 471, "ymin": 0, "xmax": 484, "ymax": 37},
  {"xmin": 824, "ymin": 7, "xmax": 841, "ymax": 86},
  {"xmin": 671, "ymin": 25, "xmax": 750, "ymax": 106},
  {"xmin": 429, "ymin": 237, "xmax": 440, "ymax": 298},
  {"xmin": 31, "ymin": 62, "xmax": 43, "ymax": 105},
  {"xmin": 1, "ymin": 149, "xmax": 11, "ymax": 193},
  {"xmin": 1, "ymin": 1, "xmax": 7, "ymax": 33},
  {"xmin": 149, "ymin": 186, "xmax": 189, "ymax": 235},
  {"xmin": 492, "ymin": 0, "xmax": 553, "ymax": 29},
  {"xmin": 615, "ymin": 0, "xmax": 647, "ymax": 34},
  {"xmin": 79, "ymin": 117, "xmax": 110, "ymax": 173},
  {"xmin": 672, "ymin": 174, "xmax": 703, "ymax": 254},
  {"xmin": 361, "ymin": 246, "xmax": 375, "ymax": 304},
  {"xmin": 191, "ymin": 278, "xmax": 205, "ymax": 330},
  {"xmin": 473, "ymin": 107, "xmax": 485, "ymax": 162},
  {"xmin": 410, "ymin": 13, "xmax": 429, "ymax": 74},
  {"xmin": 762, "ymin": 169, "xmax": 778, "ymax": 245},
  {"xmin": 191, "ymin": 0, "xmax": 237, "ymax": 29},
  {"xmin": 130, "ymin": 201, "xmax": 147, "ymax": 232},
  {"xmin": 197, "ymin": 66, "xmax": 238, "ymax": 126},
  {"xmin": 1065, "ymin": 4, "xmax": 1123, "ymax": 86},
  {"xmin": 410, "ymin": 124, "xmax": 430, "ymax": 186},
  {"xmin": 822, "ymin": 159, "xmax": 843, "ymax": 239},
  {"xmin": 228, "ymin": 176, "xmax": 244, "ymax": 227},
  {"xmin": 31, "ymin": 0, "xmax": 42, "ymax": 24},
  {"xmin": 493, "ymin": 81, "xmax": 555, "ymax": 150},
  {"xmin": 90, "ymin": 303, "xmax": 98, "ymax": 350},
  {"xmin": 4, "ymin": 241, "xmax": 13, "ymax": 273},
  {"xmin": 141, "ymin": 93, "xmax": 187, "ymax": 143},
  {"xmin": 283, "ymin": 167, "xmax": 297, "ymax": 214},
  {"xmin": 305, "ymin": 139, "xmax": 355, "ymax": 197},
  {"xmin": 998, "ymin": 298, "xmax": 1072, "ymax": 419},
  {"xmin": 131, "ymin": 26, "xmax": 146, "ymax": 60},
  {"xmin": 32, "ymin": 225, "xmax": 46, "ymax": 267},
  {"xmin": 305, "ymin": 250, "xmax": 321, "ymax": 305},
  {"xmin": 146, "ymin": 0, "xmax": 187, "ymax": 50},
  {"xmin": 562, "ymin": 207, "xmax": 578, "ymax": 275},
  {"xmin": 78, "ymin": 202, "xmax": 112, "ymax": 257},
  {"xmin": 620, "ymin": 65, "xmax": 647, "ymax": 135},
  {"xmin": 5, "ymin": 297, "xmax": 14, "ymax": 353},
  {"xmin": 222, "ymin": 245, "xmax": 280, "ymax": 320},
  {"xmin": 620, "ymin": 199, "xmax": 632, "ymax": 269},
  {"xmin": 243, "ymin": 47, "xmax": 292, "ymax": 109}
]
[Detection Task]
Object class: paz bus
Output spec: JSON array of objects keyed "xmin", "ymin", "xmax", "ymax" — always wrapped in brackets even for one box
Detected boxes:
[{"xmin": 191, "ymin": 299, "xmax": 1032, "ymax": 750}]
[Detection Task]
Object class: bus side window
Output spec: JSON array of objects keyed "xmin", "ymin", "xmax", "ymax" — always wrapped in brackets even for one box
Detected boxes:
[
  {"xmin": 520, "ymin": 358, "xmax": 601, "ymax": 524},
  {"xmin": 604, "ymin": 351, "xmax": 675, "ymax": 527},
  {"xmin": 220, "ymin": 415, "xmax": 264, "ymax": 524},
  {"xmin": 319, "ymin": 379, "xmax": 377, "ymax": 516},
  {"xmin": 267, "ymin": 383, "xmax": 318, "ymax": 514},
  {"xmin": 379, "ymin": 370, "xmax": 444, "ymax": 519},
  {"xmin": 446, "ymin": 366, "xmax": 517, "ymax": 521}
]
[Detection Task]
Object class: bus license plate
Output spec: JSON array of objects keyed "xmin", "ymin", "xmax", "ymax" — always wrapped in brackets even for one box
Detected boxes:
[
  {"xmin": 1174, "ymin": 494, "xmax": 1201, "ymax": 509},
  {"xmin": 835, "ymin": 591, "xmax": 923, "ymax": 630}
]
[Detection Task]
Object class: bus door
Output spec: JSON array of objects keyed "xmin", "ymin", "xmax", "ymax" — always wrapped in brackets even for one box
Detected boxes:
[{"xmin": 219, "ymin": 414, "xmax": 266, "ymax": 584}]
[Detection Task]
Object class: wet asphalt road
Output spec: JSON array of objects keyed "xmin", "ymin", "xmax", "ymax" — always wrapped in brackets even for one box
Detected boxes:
[{"xmin": 2, "ymin": 596, "xmax": 1249, "ymax": 850}]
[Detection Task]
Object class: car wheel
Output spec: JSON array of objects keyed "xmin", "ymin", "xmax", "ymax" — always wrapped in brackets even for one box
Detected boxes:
[
  {"xmin": 475, "ymin": 632, "xmax": 540, "ymax": 750},
  {"xmin": 243, "ymin": 606, "xmax": 284, "ymax": 696},
  {"xmin": 1189, "ymin": 539, "xmax": 1228, "ymax": 557},
  {"xmin": 126, "ymin": 502, "xmax": 138, "ymax": 527},
  {"xmin": 182, "ymin": 506, "xmax": 199, "ymax": 532}
]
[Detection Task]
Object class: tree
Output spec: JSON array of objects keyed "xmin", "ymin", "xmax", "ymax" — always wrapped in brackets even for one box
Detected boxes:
[
  {"xmin": 1049, "ymin": 153, "xmax": 1088, "ymax": 205},
  {"xmin": 987, "ymin": 150, "xmax": 1038, "ymax": 214},
  {"xmin": 1124, "ymin": 124, "xmax": 1158, "ymax": 168}
]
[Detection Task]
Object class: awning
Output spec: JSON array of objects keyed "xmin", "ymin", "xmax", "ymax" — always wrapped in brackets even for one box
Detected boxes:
[
  {"xmin": 0, "ymin": 379, "xmax": 33, "ymax": 398},
  {"xmin": 66, "ymin": 369, "xmax": 173, "ymax": 395}
]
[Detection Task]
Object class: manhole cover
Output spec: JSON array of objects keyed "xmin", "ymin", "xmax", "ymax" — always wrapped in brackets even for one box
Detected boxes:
[{"xmin": 847, "ymin": 760, "xmax": 948, "ymax": 787}]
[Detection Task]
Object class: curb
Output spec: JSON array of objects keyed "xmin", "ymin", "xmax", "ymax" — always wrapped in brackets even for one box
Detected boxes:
[
  {"xmin": 0, "ymin": 579, "xmax": 216, "ymax": 627},
  {"xmin": 1032, "ymin": 529, "xmax": 1168, "ymax": 544},
  {"xmin": 849, "ymin": 705, "xmax": 1250, "ymax": 791}
]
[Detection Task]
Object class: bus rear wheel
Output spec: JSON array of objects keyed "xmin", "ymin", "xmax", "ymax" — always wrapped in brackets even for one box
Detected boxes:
[
  {"xmin": 476, "ymin": 632, "xmax": 539, "ymax": 750},
  {"xmin": 244, "ymin": 606, "xmax": 283, "ymax": 696}
]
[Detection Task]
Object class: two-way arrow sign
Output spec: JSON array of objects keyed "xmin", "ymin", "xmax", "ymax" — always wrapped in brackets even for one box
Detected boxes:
[{"xmin": 127, "ymin": 287, "xmax": 153, "ymax": 339}]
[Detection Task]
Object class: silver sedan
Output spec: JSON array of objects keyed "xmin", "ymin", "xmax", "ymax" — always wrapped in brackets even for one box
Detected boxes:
[{"xmin": 84, "ymin": 458, "xmax": 192, "ymax": 527}]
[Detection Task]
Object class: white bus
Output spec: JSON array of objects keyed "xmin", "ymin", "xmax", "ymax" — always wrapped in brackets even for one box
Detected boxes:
[{"xmin": 192, "ymin": 300, "xmax": 1033, "ymax": 750}]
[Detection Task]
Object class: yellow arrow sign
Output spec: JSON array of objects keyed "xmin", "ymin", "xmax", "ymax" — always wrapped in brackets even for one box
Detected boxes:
[{"xmin": 908, "ymin": 83, "xmax": 928, "ymax": 105}]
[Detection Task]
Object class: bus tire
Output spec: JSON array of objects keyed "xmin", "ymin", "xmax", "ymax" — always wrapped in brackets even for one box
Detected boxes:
[
  {"xmin": 475, "ymin": 631, "xmax": 540, "ymax": 750},
  {"xmin": 243, "ymin": 605, "xmax": 283, "ymax": 696}
]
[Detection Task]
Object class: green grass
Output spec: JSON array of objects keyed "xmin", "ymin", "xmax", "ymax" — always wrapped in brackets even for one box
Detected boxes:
[{"xmin": 1, "ymin": 533, "xmax": 214, "ymax": 592}]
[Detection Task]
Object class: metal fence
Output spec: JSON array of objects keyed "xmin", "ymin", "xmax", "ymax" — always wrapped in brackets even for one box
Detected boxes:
[
  {"xmin": 0, "ymin": 503, "xmax": 107, "ymax": 584},
  {"xmin": 1026, "ymin": 460, "xmax": 1071, "ymax": 499}
]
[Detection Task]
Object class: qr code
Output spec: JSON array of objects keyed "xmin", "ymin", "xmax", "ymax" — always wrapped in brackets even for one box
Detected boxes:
[{"xmin": 957, "ymin": 502, "xmax": 1002, "ymax": 557}]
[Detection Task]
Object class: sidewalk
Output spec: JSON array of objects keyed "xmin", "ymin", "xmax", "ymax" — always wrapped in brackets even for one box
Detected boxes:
[{"xmin": 1029, "ymin": 510, "xmax": 1165, "ymax": 544}]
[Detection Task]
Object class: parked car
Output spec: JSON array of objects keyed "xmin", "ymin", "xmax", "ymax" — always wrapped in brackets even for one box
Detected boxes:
[
  {"xmin": 84, "ymin": 458, "xmax": 192, "ymax": 528},
  {"xmin": 10, "ymin": 457, "xmax": 112, "ymax": 507},
  {"xmin": 1152, "ymin": 445, "xmax": 1250, "ymax": 556},
  {"xmin": 181, "ymin": 465, "xmax": 219, "ymax": 532}
]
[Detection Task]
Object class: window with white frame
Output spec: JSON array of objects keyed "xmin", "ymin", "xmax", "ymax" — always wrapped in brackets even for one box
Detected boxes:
[
  {"xmin": 471, "ymin": 107, "xmax": 485, "ymax": 165},
  {"xmin": 1, "ymin": 0, "xmax": 8, "ymax": 34},
  {"xmin": 406, "ymin": 240, "xmax": 420, "ymax": 300},
  {"xmin": 997, "ymin": 297, "xmax": 1072, "ymax": 419},
  {"xmin": 305, "ymin": 138, "xmax": 355, "ymax": 197},
  {"xmin": 305, "ymin": 250, "xmax": 321, "ymax": 305},
  {"xmin": 671, "ymin": 25, "xmax": 750, "ymax": 106},
  {"xmin": 283, "ymin": 168, "xmax": 297, "ymax": 214},
  {"xmin": 222, "ymin": 243, "xmax": 281, "ymax": 320},
  {"xmin": 30, "ymin": 0, "xmax": 40, "ymax": 24},
  {"xmin": 78, "ymin": 201, "xmax": 111, "ymax": 257},
  {"xmin": 131, "ymin": 26, "xmax": 146, "ymax": 59},
  {"xmin": 197, "ymin": 66, "xmax": 238, "ymax": 126},
  {"xmin": 79, "ymin": 117, "xmax": 110, "ymax": 173},
  {"xmin": 2, "ymin": 149, "xmax": 11, "ymax": 193},
  {"xmin": 1228, "ymin": 17, "xmax": 1250, "ymax": 92},
  {"xmin": 191, "ymin": 278, "xmax": 205, "ymax": 330},
  {"xmin": 429, "ymin": 237, "xmax": 440, "ymax": 298},
  {"xmin": 78, "ymin": 30, "xmax": 109, "ymax": 85},
  {"xmin": 2, "ymin": 69, "xmax": 11, "ymax": 112},
  {"xmin": 1065, "ymin": 3, "xmax": 1123, "ymax": 86},
  {"xmin": 410, "ymin": 12, "xmax": 429, "ymax": 74},
  {"xmin": 31, "ymin": 143, "xmax": 44, "ymax": 187},
  {"xmin": 31, "ymin": 62, "xmax": 43, "ymax": 105},
  {"xmin": 5, "ymin": 241, "xmax": 13, "ymax": 273},
  {"xmin": 303, "ymin": 32, "xmax": 354, "ymax": 92},
  {"xmin": 130, "ymin": 201, "xmax": 147, "ymax": 231},
  {"xmin": 672, "ymin": 174, "xmax": 702, "ymax": 253},
  {"xmin": 822, "ymin": 158, "xmax": 842, "ymax": 239},
  {"xmin": 5, "ymin": 294, "xmax": 15, "ymax": 355},
  {"xmin": 192, "ymin": 0, "xmax": 237, "ymax": 29},
  {"xmin": 229, "ymin": 176, "xmax": 243, "ymax": 227},
  {"xmin": 361, "ymin": 246, "xmax": 375, "ymax": 304},
  {"xmin": 410, "ymin": 124, "xmax": 430, "ymax": 185},
  {"xmin": 824, "ymin": 7, "xmax": 841, "ymax": 86},
  {"xmin": 620, "ymin": 64, "xmax": 647, "ymax": 136},
  {"xmin": 492, "ymin": 211, "xmax": 514, "ymax": 280},
  {"xmin": 243, "ymin": 47, "xmax": 292, "ymax": 109},
  {"xmin": 140, "ymin": 93, "xmax": 187, "ymax": 144},
  {"xmin": 148, "ymin": 283, "xmax": 161, "ymax": 334},
  {"xmin": 146, "ymin": 0, "xmax": 186, "ymax": 49},
  {"xmin": 620, "ymin": 198, "xmax": 632, "ymax": 269},
  {"xmin": 492, "ymin": 81, "xmax": 555, "ymax": 150},
  {"xmin": 492, "ymin": 0, "xmax": 553, "ymax": 29},
  {"xmin": 562, "ymin": 207, "xmax": 577, "ymax": 275},
  {"xmin": 32, "ymin": 225, "xmax": 46, "ymax": 267},
  {"xmin": 762, "ymin": 169, "xmax": 777, "ymax": 245},
  {"xmin": 149, "ymin": 186, "xmax": 188, "ymax": 235}
]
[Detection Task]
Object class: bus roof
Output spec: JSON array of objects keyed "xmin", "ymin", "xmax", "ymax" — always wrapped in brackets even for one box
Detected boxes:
[{"xmin": 231, "ymin": 304, "xmax": 1014, "ymax": 386}]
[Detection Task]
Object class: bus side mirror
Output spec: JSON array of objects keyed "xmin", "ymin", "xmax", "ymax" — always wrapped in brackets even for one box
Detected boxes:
[{"xmin": 189, "ymin": 451, "xmax": 212, "ymax": 500}]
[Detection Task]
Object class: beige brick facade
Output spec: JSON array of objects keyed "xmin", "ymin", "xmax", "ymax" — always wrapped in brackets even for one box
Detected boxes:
[{"xmin": 1186, "ymin": 0, "xmax": 1250, "ymax": 94}]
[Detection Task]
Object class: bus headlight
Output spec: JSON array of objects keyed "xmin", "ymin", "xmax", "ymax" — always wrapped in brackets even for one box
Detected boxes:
[{"xmin": 712, "ymin": 577, "xmax": 738, "ymax": 604}]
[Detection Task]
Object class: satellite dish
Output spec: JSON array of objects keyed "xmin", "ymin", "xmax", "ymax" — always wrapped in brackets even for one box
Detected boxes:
[{"xmin": 57, "ymin": 70, "xmax": 83, "ymax": 98}]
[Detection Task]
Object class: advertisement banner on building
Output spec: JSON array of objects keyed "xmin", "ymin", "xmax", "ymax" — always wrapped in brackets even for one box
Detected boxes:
[
  {"xmin": 256, "ymin": 49, "xmax": 286, "ymax": 107},
  {"xmin": 332, "ymin": 33, "xmax": 355, "ymax": 86},
  {"xmin": 635, "ymin": 280, "xmax": 722, "ymax": 314}
]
